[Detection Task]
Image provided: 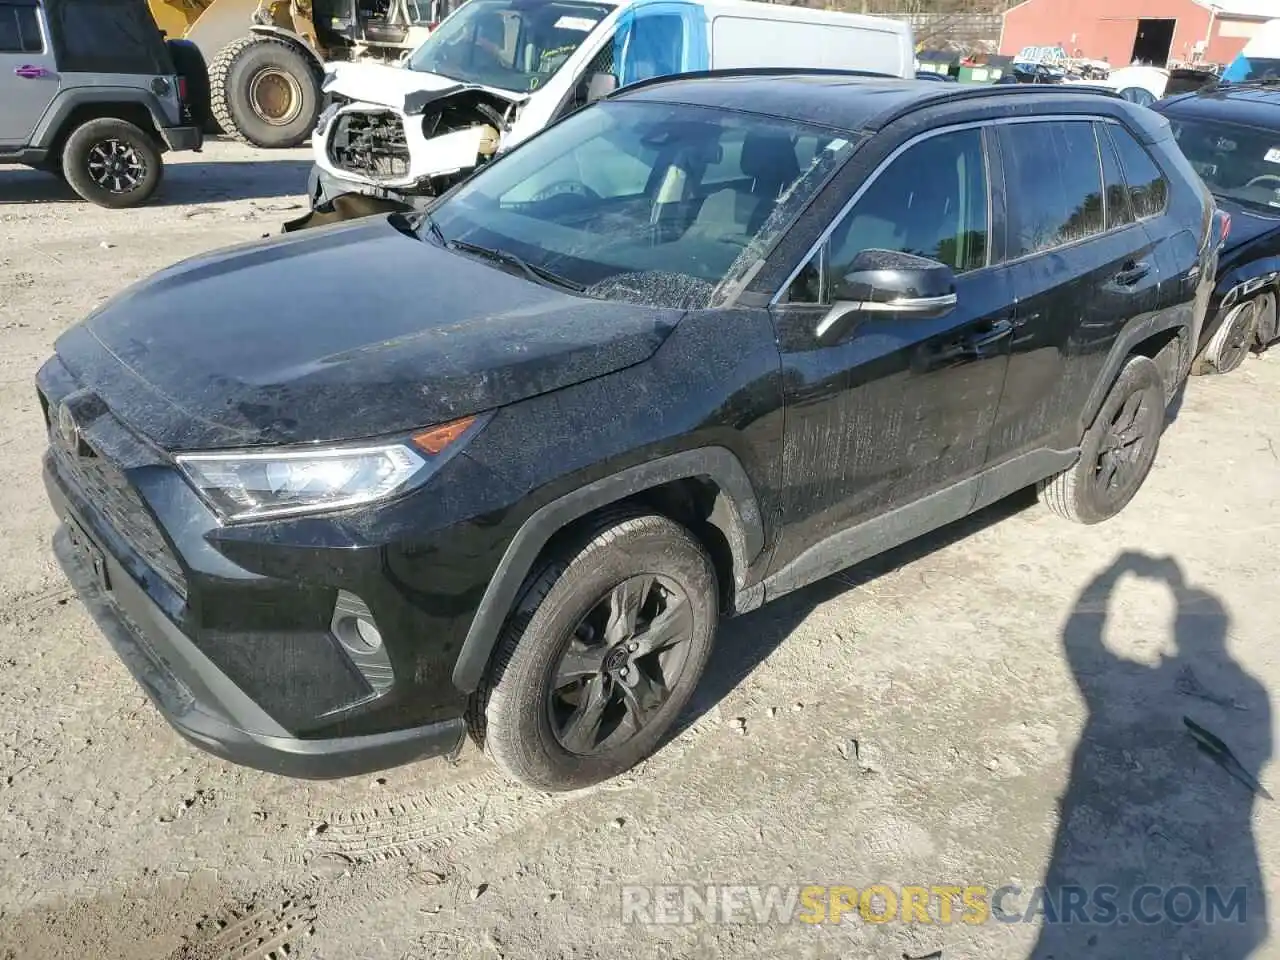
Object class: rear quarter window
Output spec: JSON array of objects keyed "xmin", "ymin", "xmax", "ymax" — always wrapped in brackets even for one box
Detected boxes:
[{"xmin": 1106, "ymin": 125, "xmax": 1170, "ymax": 219}]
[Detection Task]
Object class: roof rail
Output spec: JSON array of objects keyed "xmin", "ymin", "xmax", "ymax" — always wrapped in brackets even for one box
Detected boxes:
[{"xmin": 608, "ymin": 66, "xmax": 902, "ymax": 98}]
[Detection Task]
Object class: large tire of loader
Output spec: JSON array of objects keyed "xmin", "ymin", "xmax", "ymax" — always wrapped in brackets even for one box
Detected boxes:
[
  {"xmin": 209, "ymin": 35, "xmax": 322, "ymax": 148},
  {"xmin": 166, "ymin": 39, "xmax": 212, "ymax": 130}
]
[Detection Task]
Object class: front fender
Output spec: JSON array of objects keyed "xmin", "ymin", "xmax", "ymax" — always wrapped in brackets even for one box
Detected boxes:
[{"xmin": 450, "ymin": 447, "xmax": 764, "ymax": 693}]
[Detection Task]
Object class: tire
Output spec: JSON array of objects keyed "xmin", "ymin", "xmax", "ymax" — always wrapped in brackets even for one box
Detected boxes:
[
  {"xmin": 1192, "ymin": 299, "xmax": 1257, "ymax": 375},
  {"xmin": 1038, "ymin": 355, "xmax": 1166, "ymax": 524},
  {"xmin": 1252, "ymin": 290, "xmax": 1277, "ymax": 352},
  {"xmin": 209, "ymin": 35, "xmax": 321, "ymax": 149},
  {"xmin": 61, "ymin": 118, "xmax": 163, "ymax": 209},
  {"xmin": 167, "ymin": 38, "xmax": 212, "ymax": 129},
  {"xmin": 475, "ymin": 512, "xmax": 719, "ymax": 791}
]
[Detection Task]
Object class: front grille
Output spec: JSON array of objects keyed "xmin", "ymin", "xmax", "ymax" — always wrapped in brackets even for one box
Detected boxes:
[
  {"xmin": 328, "ymin": 110, "xmax": 411, "ymax": 179},
  {"xmin": 54, "ymin": 445, "xmax": 187, "ymax": 599}
]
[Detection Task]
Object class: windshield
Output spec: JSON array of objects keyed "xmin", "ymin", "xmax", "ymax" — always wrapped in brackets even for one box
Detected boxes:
[
  {"xmin": 428, "ymin": 101, "xmax": 857, "ymax": 308},
  {"xmin": 1167, "ymin": 114, "xmax": 1280, "ymax": 212},
  {"xmin": 407, "ymin": 0, "xmax": 610, "ymax": 93}
]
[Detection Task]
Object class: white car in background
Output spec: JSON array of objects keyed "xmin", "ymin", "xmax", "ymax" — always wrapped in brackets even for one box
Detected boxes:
[{"xmin": 1068, "ymin": 65, "xmax": 1218, "ymax": 105}]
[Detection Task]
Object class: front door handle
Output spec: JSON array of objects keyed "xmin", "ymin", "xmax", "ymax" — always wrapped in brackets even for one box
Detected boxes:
[
  {"xmin": 1114, "ymin": 260, "xmax": 1152, "ymax": 286},
  {"xmin": 14, "ymin": 65, "xmax": 54, "ymax": 79},
  {"xmin": 964, "ymin": 318, "xmax": 1014, "ymax": 353}
]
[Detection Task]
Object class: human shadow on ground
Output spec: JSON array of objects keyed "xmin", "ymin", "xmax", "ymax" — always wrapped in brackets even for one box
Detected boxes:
[{"xmin": 1030, "ymin": 551, "xmax": 1270, "ymax": 959}]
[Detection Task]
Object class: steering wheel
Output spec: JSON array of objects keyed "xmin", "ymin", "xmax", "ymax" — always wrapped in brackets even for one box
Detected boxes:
[
  {"xmin": 531, "ymin": 181, "xmax": 600, "ymax": 202},
  {"xmin": 1245, "ymin": 174, "xmax": 1280, "ymax": 188}
]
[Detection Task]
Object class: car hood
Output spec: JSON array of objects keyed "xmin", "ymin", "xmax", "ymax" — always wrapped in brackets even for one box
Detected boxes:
[
  {"xmin": 324, "ymin": 60, "xmax": 525, "ymax": 113},
  {"xmin": 1216, "ymin": 196, "xmax": 1280, "ymax": 256},
  {"xmin": 54, "ymin": 217, "xmax": 682, "ymax": 451}
]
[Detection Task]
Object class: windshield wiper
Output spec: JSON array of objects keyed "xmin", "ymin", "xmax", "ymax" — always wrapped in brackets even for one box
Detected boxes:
[
  {"xmin": 400, "ymin": 209, "xmax": 449, "ymax": 247},
  {"xmin": 449, "ymin": 238, "xmax": 586, "ymax": 293}
]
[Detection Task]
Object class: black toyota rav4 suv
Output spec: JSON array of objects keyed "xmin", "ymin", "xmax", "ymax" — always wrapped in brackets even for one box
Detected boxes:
[{"xmin": 39, "ymin": 72, "xmax": 1218, "ymax": 791}]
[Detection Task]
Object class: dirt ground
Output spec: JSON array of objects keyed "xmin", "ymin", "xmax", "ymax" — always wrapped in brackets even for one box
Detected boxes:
[{"xmin": 1, "ymin": 140, "xmax": 1279, "ymax": 960}]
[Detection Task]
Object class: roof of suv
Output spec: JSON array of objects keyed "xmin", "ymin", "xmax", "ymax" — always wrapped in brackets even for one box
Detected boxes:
[
  {"xmin": 611, "ymin": 71, "xmax": 1134, "ymax": 136},
  {"xmin": 1156, "ymin": 83, "xmax": 1280, "ymax": 127}
]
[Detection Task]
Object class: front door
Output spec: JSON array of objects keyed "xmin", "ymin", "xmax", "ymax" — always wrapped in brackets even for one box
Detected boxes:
[
  {"xmin": 767, "ymin": 125, "xmax": 1015, "ymax": 582},
  {"xmin": 0, "ymin": 1, "xmax": 58, "ymax": 148}
]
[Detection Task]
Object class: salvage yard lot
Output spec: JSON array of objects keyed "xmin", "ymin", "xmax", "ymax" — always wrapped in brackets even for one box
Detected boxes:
[{"xmin": 1, "ymin": 140, "xmax": 1279, "ymax": 960}]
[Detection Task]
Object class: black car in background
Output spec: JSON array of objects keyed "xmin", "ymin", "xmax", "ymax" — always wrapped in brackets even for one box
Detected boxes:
[
  {"xmin": 1154, "ymin": 83, "xmax": 1280, "ymax": 373},
  {"xmin": 39, "ymin": 73, "xmax": 1217, "ymax": 791}
]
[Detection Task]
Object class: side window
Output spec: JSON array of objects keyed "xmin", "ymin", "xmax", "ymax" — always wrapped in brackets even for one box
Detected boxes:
[
  {"xmin": 827, "ymin": 127, "xmax": 988, "ymax": 282},
  {"xmin": 0, "ymin": 5, "xmax": 42, "ymax": 52},
  {"xmin": 1096, "ymin": 122, "xmax": 1135, "ymax": 229},
  {"xmin": 622, "ymin": 13, "xmax": 683, "ymax": 84},
  {"xmin": 1001, "ymin": 120, "xmax": 1105, "ymax": 258},
  {"xmin": 1107, "ymin": 125, "xmax": 1170, "ymax": 219}
]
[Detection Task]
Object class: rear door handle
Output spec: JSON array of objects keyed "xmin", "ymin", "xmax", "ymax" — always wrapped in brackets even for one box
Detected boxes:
[
  {"xmin": 14, "ymin": 65, "xmax": 54, "ymax": 79},
  {"xmin": 964, "ymin": 318, "xmax": 1014, "ymax": 353},
  {"xmin": 1114, "ymin": 261, "xmax": 1151, "ymax": 286}
]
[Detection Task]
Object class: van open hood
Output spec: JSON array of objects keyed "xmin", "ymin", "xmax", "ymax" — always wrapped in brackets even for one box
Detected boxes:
[{"xmin": 324, "ymin": 60, "xmax": 527, "ymax": 114}]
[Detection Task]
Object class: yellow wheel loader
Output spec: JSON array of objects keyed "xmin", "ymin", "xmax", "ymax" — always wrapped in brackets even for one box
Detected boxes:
[{"xmin": 149, "ymin": 0, "xmax": 450, "ymax": 148}]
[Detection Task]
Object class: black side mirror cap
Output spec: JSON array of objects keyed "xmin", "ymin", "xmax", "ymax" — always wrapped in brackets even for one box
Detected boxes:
[{"xmin": 817, "ymin": 249, "xmax": 958, "ymax": 342}]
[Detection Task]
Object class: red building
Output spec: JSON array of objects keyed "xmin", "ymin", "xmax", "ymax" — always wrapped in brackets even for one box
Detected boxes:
[{"xmin": 1000, "ymin": 0, "xmax": 1276, "ymax": 68}]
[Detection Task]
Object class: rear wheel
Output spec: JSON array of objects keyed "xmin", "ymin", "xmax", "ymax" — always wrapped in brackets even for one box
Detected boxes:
[
  {"xmin": 1038, "ymin": 355, "xmax": 1165, "ymax": 524},
  {"xmin": 209, "ymin": 35, "xmax": 321, "ymax": 148},
  {"xmin": 61, "ymin": 118, "xmax": 163, "ymax": 208},
  {"xmin": 1193, "ymin": 299, "xmax": 1258, "ymax": 375},
  {"xmin": 475, "ymin": 513, "xmax": 718, "ymax": 791}
]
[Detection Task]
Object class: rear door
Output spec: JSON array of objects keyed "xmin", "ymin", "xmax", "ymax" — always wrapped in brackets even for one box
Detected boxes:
[
  {"xmin": 766, "ymin": 124, "xmax": 1015, "ymax": 581},
  {"xmin": 0, "ymin": 0, "xmax": 57, "ymax": 148},
  {"xmin": 985, "ymin": 117, "xmax": 1163, "ymax": 465}
]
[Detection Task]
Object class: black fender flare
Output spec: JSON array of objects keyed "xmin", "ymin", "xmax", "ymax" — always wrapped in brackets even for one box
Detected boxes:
[
  {"xmin": 451, "ymin": 447, "xmax": 765, "ymax": 692},
  {"xmin": 31, "ymin": 88, "xmax": 175, "ymax": 150},
  {"xmin": 1078, "ymin": 313, "xmax": 1191, "ymax": 432}
]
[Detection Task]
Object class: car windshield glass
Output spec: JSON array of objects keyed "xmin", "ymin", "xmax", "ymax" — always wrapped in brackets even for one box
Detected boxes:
[
  {"xmin": 1167, "ymin": 114, "xmax": 1280, "ymax": 211},
  {"xmin": 428, "ymin": 100, "xmax": 856, "ymax": 308},
  {"xmin": 407, "ymin": 0, "xmax": 610, "ymax": 93}
]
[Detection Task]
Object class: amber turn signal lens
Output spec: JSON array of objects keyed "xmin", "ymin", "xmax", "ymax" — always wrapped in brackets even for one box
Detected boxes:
[{"xmin": 411, "ymin": 416, "xmax": 477, "ymax": 455}]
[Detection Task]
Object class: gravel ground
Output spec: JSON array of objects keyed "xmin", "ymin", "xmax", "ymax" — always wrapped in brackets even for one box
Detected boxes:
[{"xmin": 1, "ymin": 139, "xmax": 1279, "ymax": 960}]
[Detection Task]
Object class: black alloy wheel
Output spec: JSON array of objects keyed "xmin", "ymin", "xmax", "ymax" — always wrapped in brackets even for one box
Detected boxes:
[{"xmin": 548, "ymin": 574, "xmax": 695, "ymax": 755}]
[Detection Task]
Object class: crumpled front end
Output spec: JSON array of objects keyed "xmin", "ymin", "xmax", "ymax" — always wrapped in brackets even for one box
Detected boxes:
[{"xmin": 292, "ymin": 71, "xmax": 520, "ymax": 231}]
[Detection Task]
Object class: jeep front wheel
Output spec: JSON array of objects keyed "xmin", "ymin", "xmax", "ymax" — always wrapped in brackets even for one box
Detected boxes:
[
  {"xmin": 62, "ymin": 118, "xmax": 163, "ymax": 209},
  {"xmin": 475, "ymin": 513, "xmax": 719, "ymax": 791}
]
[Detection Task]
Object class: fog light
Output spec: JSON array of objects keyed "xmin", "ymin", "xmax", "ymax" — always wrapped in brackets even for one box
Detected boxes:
[{"xmin": 330, "ymin": 591, "xmax": 394, "ymax": 696}]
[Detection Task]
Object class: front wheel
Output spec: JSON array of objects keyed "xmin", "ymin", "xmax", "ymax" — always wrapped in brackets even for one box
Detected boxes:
[
  {"xmin": 1038, "ymin": 355, "xmax": 1166, "ymax": 524},
  {"xmin": 61, "ymin": 118, "xmax": 163, "ymax": 208},
  {"xmin": 475, "ymin": 513, "xmax": 719, "ymax": 791},
  {"xmin": 1193, "ymin": 299, "xmax": 1258, "ymax": 375}
]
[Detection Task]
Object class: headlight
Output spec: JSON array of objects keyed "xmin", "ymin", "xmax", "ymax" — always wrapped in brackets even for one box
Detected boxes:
[{"xmin": 175, "ymin": 415, "xmax": 483, "ymax": 522}]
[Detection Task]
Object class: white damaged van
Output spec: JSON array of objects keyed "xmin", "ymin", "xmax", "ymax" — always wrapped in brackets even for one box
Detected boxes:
[{"xmin": 291, "ymin": 0, "xmax": 914, "ymax": 226}]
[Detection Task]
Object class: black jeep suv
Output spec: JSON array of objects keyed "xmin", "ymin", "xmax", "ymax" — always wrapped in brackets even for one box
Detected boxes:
[
  {"xmin": 1153, "ymin": 82, "xmax": 1280, "ymax": 374},
  {"xmin": 39, "ymin": 73, "xmax": 1217, "ymax": 791}
]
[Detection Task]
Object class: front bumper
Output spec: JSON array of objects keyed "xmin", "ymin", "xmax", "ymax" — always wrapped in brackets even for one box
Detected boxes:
[
  {"xmin": 161, "ymin": 125, "xmax": 203, "ymax": 152},
  {"xmin": 48, "ymin": 508, "xmax": 466, "ymax": 779},
  {"xmin": 282, "ymin": 164, "xmax": 421, "ymax": 232}
]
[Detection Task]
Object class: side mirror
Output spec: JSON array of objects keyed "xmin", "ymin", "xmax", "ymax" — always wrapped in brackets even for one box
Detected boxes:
[
  {"xmin": 816, "ymin": 249, "xmax": 958, "ymax": 341},
  {"xmin": 585, "ymin": 71, "xmax": 618, "ymax": 102}
]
